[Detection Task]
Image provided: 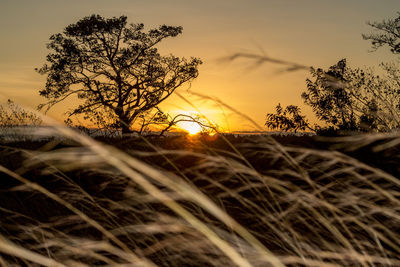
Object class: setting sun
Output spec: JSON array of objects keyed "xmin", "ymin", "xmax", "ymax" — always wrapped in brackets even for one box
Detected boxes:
[{"xmin": 177, "ymin": 121, "xmax": 203, "ymax": 135}]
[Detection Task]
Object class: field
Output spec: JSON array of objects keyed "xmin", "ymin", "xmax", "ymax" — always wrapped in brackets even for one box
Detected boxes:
[{"xmin": 0, "ymin": 129, "xmax": 399, "ymax": 266}]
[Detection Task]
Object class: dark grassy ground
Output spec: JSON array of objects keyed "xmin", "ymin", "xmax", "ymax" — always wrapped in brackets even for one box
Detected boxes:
[{"xmin": 0, "ymin": 133, "xmax": 399, "ymax": 266}]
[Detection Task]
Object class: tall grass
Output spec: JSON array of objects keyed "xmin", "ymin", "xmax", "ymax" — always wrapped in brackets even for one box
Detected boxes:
[{"xmin": 0, "ymin": 120, "xmax": 399, "ymax": 266}]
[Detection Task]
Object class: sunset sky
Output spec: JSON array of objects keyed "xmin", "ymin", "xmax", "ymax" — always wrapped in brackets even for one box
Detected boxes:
[{"xmin": 1, "ymin": 0, "xmax": 400, "ymax": 131}]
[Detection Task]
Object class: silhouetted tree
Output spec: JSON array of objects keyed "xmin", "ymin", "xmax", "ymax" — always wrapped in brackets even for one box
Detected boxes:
[
  {"xmin": 302, "ymin": 59, "xmax": 360, "ymax": 132},
  {"xmin": 266, "ymin": 59, "xmax": 400, "ymax": 134},
  {"xmin": 363, "ymin": 12, "xmax": 400, "ymax": 54},
  {"xmin": 262, "ymin": 12, "xmax": 400, "ymax": 134},
  {"xmin": 304, "ymin": 59, "xmax": 400, "ymax": 132},
  {"xmin": 265, "ymin": 104, "xmax": 311, "ymax": 133},
  {"xmin": 37, "ymin": 14, "xmax": 201, "ymax": 133}
]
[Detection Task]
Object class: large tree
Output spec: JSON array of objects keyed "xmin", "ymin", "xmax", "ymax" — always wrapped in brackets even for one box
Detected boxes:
[{"xmin": 37, "ymin": 14, "xmax": 201, "ymax": 133}]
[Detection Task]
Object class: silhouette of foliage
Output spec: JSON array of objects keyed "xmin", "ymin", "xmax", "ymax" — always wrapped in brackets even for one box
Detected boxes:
[
  {"xmin": 265, "ymin": 104, "xmax": 311, "ymax": 133},
  {"xmin": 0, "ymin": 99, "xmax": 42, "ymax": 127},
  {"xmin": 304, "ymin": 59, "xmax": 400, "ymax": 132},
  {"xmin": 253, "ymin": 12, "xmax": 400, "ymax": 134},
  {"xmin": 266, "ymin": 59, "xmax": 400, "ymax": 134},
  {"xmin": 363, "ymin": 12, "xmax": 400, "ymax": 54},
  {"xmin": 37, "ymin": 14, "xmax": 201, "ymax": 133},
  {"xmin": 302, "ymin": 59, "xmax": 357, "ymax": 131}
]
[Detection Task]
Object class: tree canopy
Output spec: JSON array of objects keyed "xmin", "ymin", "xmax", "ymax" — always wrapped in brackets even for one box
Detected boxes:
[
  {"xmin": 37, "ymin": 14, "xmax": 201, "ymax": 133},
  {"xmin": 265, "ymin": 104, "xmax": 310, "ymax": 133},
  {"xmin": 362, "ymin": 12, "xmax": 400, "ymax": 54}
]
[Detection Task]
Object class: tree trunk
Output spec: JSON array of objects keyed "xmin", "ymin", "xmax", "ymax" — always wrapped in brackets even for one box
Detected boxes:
[
  {"xmin": 115, "ymin": 106, "xmax": 133, "ymax": 134},
  {"xmin": 118, "ymin": 114, "xmax": 132, "ymax": 134},
  {"xmin": 121, "ymin": 123, "xmax": 132, "ymax": 134}
]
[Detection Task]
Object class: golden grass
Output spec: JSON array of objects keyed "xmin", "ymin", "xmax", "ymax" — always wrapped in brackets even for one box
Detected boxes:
[{"xmin": 0, "ymin": 123, "xmax": 399, "ymax": 266}]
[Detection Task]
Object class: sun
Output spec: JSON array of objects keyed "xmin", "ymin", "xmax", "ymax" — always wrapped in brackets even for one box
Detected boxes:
[{"xmin": 178, "ymin": 121, "xmax": 203, "ymax": 135}]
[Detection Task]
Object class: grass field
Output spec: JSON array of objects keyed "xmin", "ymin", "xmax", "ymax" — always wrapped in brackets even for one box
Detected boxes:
[{"xmin": 0, "ymin": 129, "xmax": 399, "ymax": 266}]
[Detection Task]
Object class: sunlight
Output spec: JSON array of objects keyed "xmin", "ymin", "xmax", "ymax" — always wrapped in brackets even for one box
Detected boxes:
[{"xmin": 178, "ymin": 121, "xmax": 203, "ymax": 135}]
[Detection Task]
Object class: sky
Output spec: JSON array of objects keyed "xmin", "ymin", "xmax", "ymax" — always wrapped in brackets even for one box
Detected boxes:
[{"xmin": 1, "ymin": 0, "xmax": 400, "ymax": 131}]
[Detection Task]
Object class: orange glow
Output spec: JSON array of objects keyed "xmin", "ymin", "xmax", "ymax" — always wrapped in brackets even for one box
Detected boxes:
[
  {"xmin": 1, "ymin": 2, "xmax": 396, "ymax": 132},
  {"xmin": 177, "ymin": 121, "xmax": 203, "ymax": 135}
]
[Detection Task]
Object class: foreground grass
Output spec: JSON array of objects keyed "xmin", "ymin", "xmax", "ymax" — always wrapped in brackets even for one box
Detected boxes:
[{"xmin": 0, "ymin": 129, "xmax": 399, "ymax": 266}]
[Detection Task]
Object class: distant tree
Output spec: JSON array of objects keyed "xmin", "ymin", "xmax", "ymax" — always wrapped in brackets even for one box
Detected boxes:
[
  {"xmin": 37, "ymin": 14, "xmax": 201, "ymax": 133},
  {"xmin": 305, "ymin": 59, "xmax": 400, "ymax": 132},
  {"xmin": 265, "ymin": 104, "xmax": 311, "ymax": 133},
  {"xmin": 302, "ymin": 59, "xmax": 357, "ymax": 131},
  {"xmin": 257, "ymin": 12, "xmax": 400, "ymax": 134},
  {"xmin": 0, "ymin": 99, "xmax": 42, "ymax": 127},
  {"xmin": 265, "ymin": 59, "xmax": 400, "ymax": 134}
]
